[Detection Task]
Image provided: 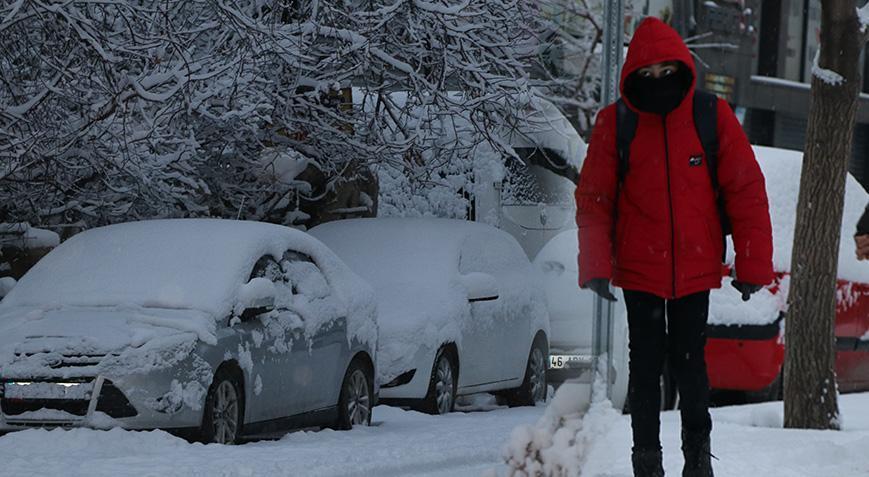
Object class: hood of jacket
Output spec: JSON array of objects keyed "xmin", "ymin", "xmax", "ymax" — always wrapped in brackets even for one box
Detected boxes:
[{"xmin": 619, "ymin": 17, "xmax": 696, "ymax": 113}]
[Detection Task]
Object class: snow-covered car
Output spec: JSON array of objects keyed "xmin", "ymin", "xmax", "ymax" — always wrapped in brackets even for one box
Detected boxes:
[
  {"xmin": 533, "ymin": 230, "xmax": 631, "ymax": 412},
  {"xmin": 704, "ymin": 146, "xmax": 869, "ymax": 399},
  {"xmin": 310, "ymin": 218, "xmax": 550, "ymax": 414},
  {"xmin": 0, "ymin": 219, "xmax": 378, "ymax": 443}
]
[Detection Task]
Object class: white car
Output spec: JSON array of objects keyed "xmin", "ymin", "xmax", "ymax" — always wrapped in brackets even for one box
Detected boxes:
[
  {"xmin": 310, "ymin": 218, "xmax": 550, "ymax": 414},
  {"xmin": 533, "ymin": 229, "xmax": 632, "ymax": 412}
]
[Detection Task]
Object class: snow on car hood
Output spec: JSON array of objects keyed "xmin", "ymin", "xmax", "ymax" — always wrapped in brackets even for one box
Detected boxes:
[{"xmin": 0, "ymin": 305, "xmax": 215, "ymax": 379}]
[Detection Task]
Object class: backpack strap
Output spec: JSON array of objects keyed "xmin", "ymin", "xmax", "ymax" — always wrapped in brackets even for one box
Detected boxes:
[
  {"xmin": 615, "ymin": 98, "xmax": 638, "ymax": 187},
  {"xmin": 692, "ymin": 90, "xmax": 720, "ymax": 192}
]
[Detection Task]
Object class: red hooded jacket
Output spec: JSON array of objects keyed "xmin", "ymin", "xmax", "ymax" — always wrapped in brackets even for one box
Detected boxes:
[{"xmin": 576, "ymin": 17, "xmax": 774, "ymax": 299}]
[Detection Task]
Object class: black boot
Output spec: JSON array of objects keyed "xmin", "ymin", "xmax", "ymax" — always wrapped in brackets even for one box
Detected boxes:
[
  {"xmin": 681, "ymin": 429, "xmax": 713, "ymax": 477},
  {"xmin": 632, "ymin": 447, "xmax": 664, "ymax": 477}
]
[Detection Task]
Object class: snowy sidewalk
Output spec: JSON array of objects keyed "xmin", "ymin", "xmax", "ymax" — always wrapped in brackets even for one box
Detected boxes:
[
  {"xmin": 2, "ymin": 394, "xmax": 869, "ymax": 476},
  {"xmin": 0, "ymin": 405, "xmax": 543, "ymax": 477},
  {"xmin": 580, "ymin": 392, "xmax": 869, "ymax": 477}
]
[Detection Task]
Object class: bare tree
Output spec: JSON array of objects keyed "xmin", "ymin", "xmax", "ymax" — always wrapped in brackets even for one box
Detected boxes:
[{"xmin": 784, "ymin": 0, "xmax": 869, "ymax": 430}]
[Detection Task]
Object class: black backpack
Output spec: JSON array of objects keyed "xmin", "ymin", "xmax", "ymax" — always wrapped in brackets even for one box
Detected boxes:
[{"xmin": 614, "ymin": 90, "xmax": 731, "ymax": 260}]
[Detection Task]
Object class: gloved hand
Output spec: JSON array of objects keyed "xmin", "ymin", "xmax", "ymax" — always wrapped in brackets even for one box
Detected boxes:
[
  {"xmin": 582, "ymin": 278, "xmax": 617, "ymax": 302},
  {"xmin": 731, "ymin": 281, "xmax": 762, "ymax": 301}
]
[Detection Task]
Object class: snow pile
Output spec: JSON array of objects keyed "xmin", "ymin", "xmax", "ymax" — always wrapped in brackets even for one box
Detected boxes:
[
  {"xmin": 713, "ymin": 400, "xmax": 784, "ymax": 429},
  {"xmin": 0, "ymin": 223, "xmax": 60, "ymax": 250},
  {"xmin": 311, "ymin": 217, "xmax": 548, "ymax": 383},
  {"xmin": 502, "ymin": 365, "xmax": 620, "ymax": 477}
]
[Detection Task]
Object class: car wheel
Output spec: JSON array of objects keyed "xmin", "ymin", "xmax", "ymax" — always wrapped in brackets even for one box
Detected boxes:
[
  {"xmin": 200, "ymin": 368, "xmax": 244, "ymax": 444},
  {"xmin": 335, "ymin": 359, "xmax": 374, "ymax": 430},
  {"xmin": 420, "ymin": 347, "xmax": 457, "ymax": 415},
  {"xmin": 505, "ymin": 337, "xmax": 548, "ymax": 407}
]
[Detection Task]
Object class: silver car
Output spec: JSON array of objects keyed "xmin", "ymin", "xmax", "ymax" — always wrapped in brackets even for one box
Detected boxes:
[{"xmin": 0, "ymin": 219, "xmax": 378, "ymax": 443}]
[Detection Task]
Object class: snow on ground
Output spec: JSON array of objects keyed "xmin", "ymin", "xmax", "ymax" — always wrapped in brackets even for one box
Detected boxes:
[
  {"xmin": 3, "ymin": 393, "xmax": 869, "ymax": 476},
  {"xmin": 0, "ymin": 404, "xmax": 543, "ymax": 477},
  {"xmin": 578, "ymin": 392, "xmax": 869, "ymax": 477}
]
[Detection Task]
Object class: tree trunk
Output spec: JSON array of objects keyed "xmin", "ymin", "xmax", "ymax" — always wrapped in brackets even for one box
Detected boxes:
[{"xmin": 783, "ymin": 0, "xmax": 862, "ymax": 430}]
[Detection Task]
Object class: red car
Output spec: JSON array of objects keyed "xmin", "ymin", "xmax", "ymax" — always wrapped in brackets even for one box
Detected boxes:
[{"xmin": 705, "ymin": 146, "xmax": 869, "ymax": 399}]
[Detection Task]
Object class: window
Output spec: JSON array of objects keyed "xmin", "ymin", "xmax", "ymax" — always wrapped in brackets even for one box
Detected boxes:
[
  {"xmin": 250, "ymin": 255, "xmax": 282, "ymax": 282},
  {"xmin": 280, "ymin": 251, "xmax": 330, "ymax": 299}
]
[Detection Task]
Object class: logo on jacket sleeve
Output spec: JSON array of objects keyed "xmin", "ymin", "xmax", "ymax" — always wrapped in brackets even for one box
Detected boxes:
[{"xmin": 689, "ymin": 155, "xmax": 703, "ymax": 166}]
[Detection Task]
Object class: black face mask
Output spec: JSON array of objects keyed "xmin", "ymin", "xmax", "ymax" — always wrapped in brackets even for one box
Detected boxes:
[{"xmin": 625, "ymin": 69, "xmax": 691, "ymax": 115}]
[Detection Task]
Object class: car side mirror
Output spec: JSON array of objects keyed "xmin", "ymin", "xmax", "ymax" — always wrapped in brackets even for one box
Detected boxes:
[
  {"xmin": 459, "ymin": 272, "xmax": 499, "ymax": 303},
  {"xmin": 540, "ymin": 260, "xmax": 566, "ymax": 275},
  {"xmin": 241, "ymin": 297, "xmax": 275, "ymax": 321},
  {"xmin": 236, "ymin": 277, "xmax": 276, "ymax": 320},
  {"xmin": 0, "ymin": 277, "xmax": 17, "ymax": 299}
]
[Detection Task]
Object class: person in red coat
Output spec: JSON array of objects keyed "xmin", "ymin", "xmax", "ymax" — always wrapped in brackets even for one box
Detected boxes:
[{"xmin": 576, "ymin": 17, "xmax": 774, "ymax": 477}]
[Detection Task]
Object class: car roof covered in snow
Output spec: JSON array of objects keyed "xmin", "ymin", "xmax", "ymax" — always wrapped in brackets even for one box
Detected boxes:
[
  {"xmin": 310, "ymin": 217, "xmax": 514, "ymax": 282},
  {"xmin": 1, "ymin": 219, "xmax": 373, "ymax": 321},
  {"xmin": 752, "ymin": 145, "xmax": 869, "ymax": 283}
]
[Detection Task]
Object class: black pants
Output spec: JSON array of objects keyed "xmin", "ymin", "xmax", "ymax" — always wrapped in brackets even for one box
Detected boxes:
[{"xmin": 624, "ymin": 289, "xmax": 713, "ymax": 451}]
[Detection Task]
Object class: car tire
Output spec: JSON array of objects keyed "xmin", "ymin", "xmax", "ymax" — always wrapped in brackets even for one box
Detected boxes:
[
  {"xmin": 335, "ymin": 358, "xmax": 374, "ymax": 430},
  {"xmin": 419, "ymin": 347, "xmax": 457, "ymax": 415},
  {"xmin": 504, "ymin": 336, "xmax": 548, "ymax": 407},
  {"xmin": 200, "ymin": 367, "xmax": 245, "ymax": 444}
]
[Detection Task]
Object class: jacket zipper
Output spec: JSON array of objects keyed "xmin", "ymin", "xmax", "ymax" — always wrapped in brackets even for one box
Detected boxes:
[{"xmin": 662, "ymin": 115, "xmax": 677, "ymax": 298}]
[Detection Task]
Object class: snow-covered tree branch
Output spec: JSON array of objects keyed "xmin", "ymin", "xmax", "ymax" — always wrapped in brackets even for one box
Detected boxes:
[{"xmin": 1, "ymin": 0, "xmax": 607, "ymax": 228}]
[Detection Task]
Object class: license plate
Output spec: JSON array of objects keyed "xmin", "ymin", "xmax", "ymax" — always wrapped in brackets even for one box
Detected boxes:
[
  {"xmin": 3, "ymin": 381, "xmax": 93, "ymax": 400},
  {"xmin": 549, "ymin": 354, "xmax": 593, "ymax": 370}
]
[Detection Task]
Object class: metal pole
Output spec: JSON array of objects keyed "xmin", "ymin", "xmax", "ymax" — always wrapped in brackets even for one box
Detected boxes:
[{"xmin": 594, "ymin": 0, "xmax": 625, "ymax": 403}]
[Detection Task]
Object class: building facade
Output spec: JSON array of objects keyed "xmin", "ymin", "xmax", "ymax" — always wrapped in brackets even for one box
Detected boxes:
[{"xmin": 681, "ymin": 0, "xmax": 869, "ymax": 189}]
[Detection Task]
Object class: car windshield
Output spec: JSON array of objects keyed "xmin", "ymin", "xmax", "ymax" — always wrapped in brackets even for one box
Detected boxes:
[{"xmin": 1, "ymin": 220, "xmax": 287, "ymax": 316}]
